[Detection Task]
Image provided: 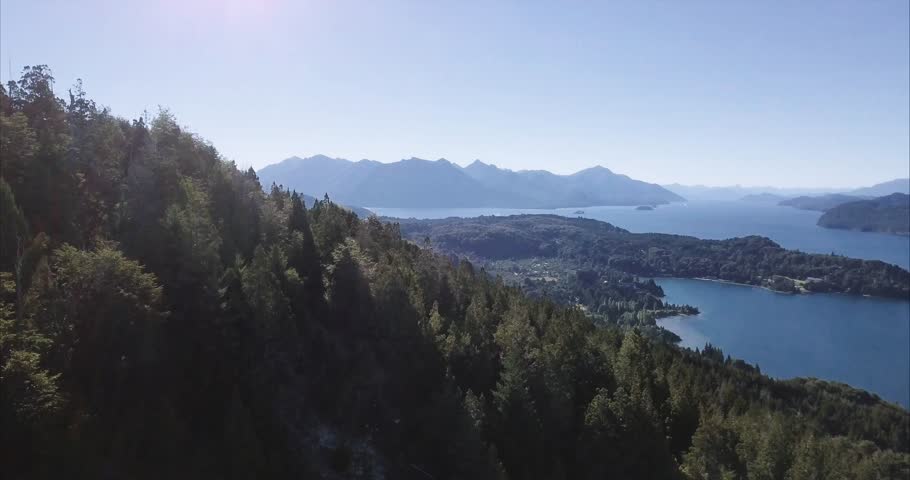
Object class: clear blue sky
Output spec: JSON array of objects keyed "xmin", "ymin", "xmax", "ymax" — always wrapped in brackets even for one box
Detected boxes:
[{"xmin": 2, "ymin": 0, "xmax": 908, "ymax": 188}]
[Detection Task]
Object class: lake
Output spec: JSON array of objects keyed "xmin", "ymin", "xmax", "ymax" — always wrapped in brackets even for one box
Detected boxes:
[
  {"xmin": 372, "ymin": 202, "xmax": 910, "ymax": 406},
  {"xmin": 371, "ymin": 201, "xmax": 910, "ymax": 269},
  {"xmin": 655, "ymin": 277, "xmax": 910, "ymax": 407}
]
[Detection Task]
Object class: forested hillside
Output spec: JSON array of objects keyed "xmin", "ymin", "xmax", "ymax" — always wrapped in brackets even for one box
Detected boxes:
[{"xmin": 2, "ymin": 67, "xmax": 909, "ymax": 479}]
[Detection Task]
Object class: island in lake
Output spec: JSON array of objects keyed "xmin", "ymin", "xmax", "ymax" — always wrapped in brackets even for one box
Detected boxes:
[{"xmin": 636, "ymin": 205, "xmax": 654, "ymax": 210}]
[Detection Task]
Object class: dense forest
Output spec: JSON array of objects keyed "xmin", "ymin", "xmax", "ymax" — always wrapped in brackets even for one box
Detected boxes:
[
  {"xmin": 2, "ymin": 66, "xmax": 909, "ymax": 479},
  {"xmin": 396, "ymin": 215, "xmax": 910, "ymax": 298}
]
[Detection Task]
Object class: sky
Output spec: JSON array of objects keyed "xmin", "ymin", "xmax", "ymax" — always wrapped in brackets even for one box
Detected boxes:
[{"xmin": 1, "ymin": 0, "xmax": 908, "ymax": 188}]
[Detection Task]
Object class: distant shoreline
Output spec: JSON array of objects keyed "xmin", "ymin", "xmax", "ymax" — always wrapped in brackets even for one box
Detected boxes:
[
  {"xmin": 656, "ymin": 276, "xmax": 810, "ymax": 296},
  {"xmin": 655, "ymin": 276, "xmax": 910, "ymax": 303},
  {"xmin": 651, "ymin": 275, "xmax": 790, "ymax": 294},
  {"xmin": 692, "ymin": 277, "xmax": 793, "ymax": 294}
]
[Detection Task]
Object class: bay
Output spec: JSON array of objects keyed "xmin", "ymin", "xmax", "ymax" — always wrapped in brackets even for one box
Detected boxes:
[{"xmin": 655, "ymin": 277, "xmax": 910, "ymax": 407}]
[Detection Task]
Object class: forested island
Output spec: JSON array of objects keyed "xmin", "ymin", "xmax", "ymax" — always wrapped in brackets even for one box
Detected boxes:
[
  {"xmin": 817, "ymin": 193, "xmax": 910, "ymax": 235},
  {"xmin": 2, "ymin": 67, "xmax": 909, "ymax": 479},
  {"xmin": 396, "ymin": 215, "xmax": 910, "ymax": 299}
]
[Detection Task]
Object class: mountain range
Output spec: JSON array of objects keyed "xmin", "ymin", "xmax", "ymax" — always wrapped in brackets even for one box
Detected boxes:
[
  {"xmin": 663, "ymin": 184, "xmax": 834, "ymax": 202},
  {"xmin": 256, "ymin": 155, "xmax": 685, "ymax": 208},
  {"xmin": 665, "ymin": 178, "xmax": 910, "ymax": 202},
  {"xmin": 776, "ymin": 180, "xmax": 910, "ymax": 212}
]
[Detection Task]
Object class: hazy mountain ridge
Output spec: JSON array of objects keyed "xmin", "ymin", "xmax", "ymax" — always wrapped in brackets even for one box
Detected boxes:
[
  {"xmin": 663, "ymin": 184, "xmax": 833, "ymax": 202},
  {"xmin": 666, "ymin": 178, "xmax": 910, "ymax": 202},
  {"xmin": 740, "ymin": 193, "xmax": 789, "ymax": 203},
  {"xmin": 774, "ymin": 179, "xmax": 909, "ymax": 213},
  {"xmin": 257, "ymin": 155, "xmax": 684, "ymax": 208},
  {"xmin": 818, "ymin": 193, "xmax": 910, "ymax": 235},
  {"xmin": 848, "ymin": 178, "xmax": 910, "ymax": 197},
  {"xmin": 779, "ymin": 194, "xmax": 869, "ymax": 212}
]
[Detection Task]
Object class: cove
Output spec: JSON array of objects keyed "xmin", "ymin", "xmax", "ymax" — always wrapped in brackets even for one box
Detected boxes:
[{"xmin": 654, "ymin": 277, "xmax": 910, "ymax": 407}]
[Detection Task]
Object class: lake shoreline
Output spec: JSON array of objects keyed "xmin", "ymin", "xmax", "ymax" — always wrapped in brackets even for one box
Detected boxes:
[
  {"xmin": 653, "ymin": 275, "xmax": 810, "ymax": 297},
  {"xmin": 654, "ymin": 277, "xmax": 910, "ymax": 407},
  {"xmin": 690, "ymin": 276, "xmax": 803, "ymax": 295},
  {"xmin": 665, "ymin": 276, "xmax": 910, "ymax": 302}
]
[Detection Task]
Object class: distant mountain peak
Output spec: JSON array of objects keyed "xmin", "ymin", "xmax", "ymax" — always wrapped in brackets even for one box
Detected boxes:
[
  {"xmin": 573, "ymin": 165, "xmax": 614, "ymax": 176},
  {"xmin": 467, "ymin": 159, "xmax": 490, "ymax": 168},
  {"xmin": 285, "ymin": 154, "xmax": 342, "ymax": 164},
  {"xmin": 466, "ymin": 159, "xmax": 508, "ymax": 172}
]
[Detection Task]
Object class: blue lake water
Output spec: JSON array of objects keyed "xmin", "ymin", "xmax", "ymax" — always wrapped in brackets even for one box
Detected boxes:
[
  {"xmin": 372, "ymin": 202, "xmax": 910, "ymax": 406},
  {"xmin": 372, "ymin": 201, "xmax": 910, "ymax": 269},
  {"xmin": 655, "ymin": 278, "xmax": 910, "ymax": 407}
]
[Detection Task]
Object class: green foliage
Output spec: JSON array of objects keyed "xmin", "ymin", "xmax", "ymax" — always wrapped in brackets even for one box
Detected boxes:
[
  {"xmin": 1, "ymin": 349, "xmax": 63, "ymax": 423},
  {"xmin": 682, "ymin": 414, "xmax": 743, "ymax": 479},
  {"xmin": 0, "ymin": 178, "xmax": 29, "ymax": 278},
  {"xmin": 161, "ymin": 177, "xmax": 222, "ymax": 291},
  {"xmin": 37, "ymin": 244, "xmax": 166, "ymax": 415}
]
